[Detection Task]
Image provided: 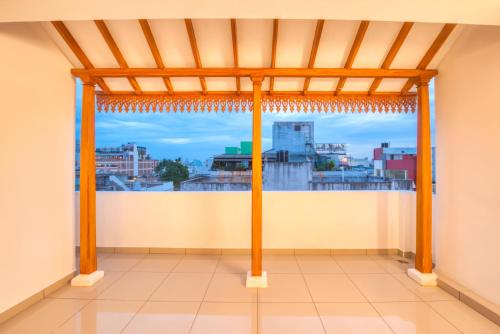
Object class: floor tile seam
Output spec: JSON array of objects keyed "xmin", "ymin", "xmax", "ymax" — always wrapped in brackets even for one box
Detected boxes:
[
  {"xmin": 119, "ymin": 266, "xmax": 177, "ymax": 334},
  {"xmin": 93, "ymin": 271, "xmax": 129, "ymax": 300},
  {"xmin": 424, "ymin": 300, "xmax": 468, "ymax": 334},
  {"xmin": 337, "ymin": 258, "xmax": 397, "ymax": 334},
  {"xmin": 125, "ymin": 253, "xmax": 156, "ymax": 272},
  {"xmin": 49, "ymin": 298, "xmax": 93, "ymax": 333},
  {"xmin": 188, "ymin": 255, "xmax": 222, "ymax": 334},
  {"xmin": 295, "ymin": 255, "xmax": 328, "ymax": 334}
]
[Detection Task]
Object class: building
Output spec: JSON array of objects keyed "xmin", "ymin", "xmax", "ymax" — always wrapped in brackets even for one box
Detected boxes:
[
  {"xmin": 373, "ymin": 142, "xmax": 435, "ymax": 182},
  {"xmin": 95, "ymin": 142, "xmax": 158, "ymax": 178},
  {"xmin": 270, "ymin": 121, "xmax": 315, "ymax": 161},
  {"xmin": 211, "ymin": 141, "xmax": 253, "ymax": 171}
]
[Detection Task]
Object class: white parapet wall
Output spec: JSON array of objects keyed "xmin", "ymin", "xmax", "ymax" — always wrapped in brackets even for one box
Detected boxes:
[{"xmin": 76, "ymin": 191, "xmax": 418, "ymax": 252}]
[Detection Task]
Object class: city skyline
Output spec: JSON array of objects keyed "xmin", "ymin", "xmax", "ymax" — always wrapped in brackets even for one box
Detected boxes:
[{"xmin": 76, "ymin": 81, "xmax": 436, "ymax": 161}]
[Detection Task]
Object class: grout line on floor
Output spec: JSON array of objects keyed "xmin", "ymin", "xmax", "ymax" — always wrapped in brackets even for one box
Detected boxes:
[
  {"xmin": 187, "ymin": 254, "xmax": 222, "ymax": 334},
  {"xmin": 119, "ymin": 253, "xmax": 185, "ymax": 334},
  {"xmin": 295, "ymin": 254, "xmax": 328, "ymax": 334},
  {"xmin": 336, "ymin": 257, "xmax": 398, "ymax": 334}
]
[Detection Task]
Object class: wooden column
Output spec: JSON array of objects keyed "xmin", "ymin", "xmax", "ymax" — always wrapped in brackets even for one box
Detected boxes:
[
  {"xmin": 251, "ymin": 75, "xmax": 263, "ymax": 276},
  {"xmin": 415, "ymin": 78, "xmax": 433, "ymax": 273},
  {"xmin": 79, "ymin": 78, "xmax": 97, "ymax": 274}
]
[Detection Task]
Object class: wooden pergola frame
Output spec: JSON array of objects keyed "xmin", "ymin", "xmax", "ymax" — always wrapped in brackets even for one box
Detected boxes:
[{"xmin": 59, "ymin": 19, "xmax": 455, "ymax": 285}]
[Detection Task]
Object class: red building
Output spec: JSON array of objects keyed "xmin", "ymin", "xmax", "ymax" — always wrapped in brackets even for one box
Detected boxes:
[{"xmin": 373, "ymin": 143, "xmax": 417, "ymax": 181}]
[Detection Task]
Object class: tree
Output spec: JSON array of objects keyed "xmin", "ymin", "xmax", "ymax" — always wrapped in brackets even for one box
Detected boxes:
[
  {"xmin": 315, "ymin": 160, "xmax": 336, "ymax": 171},
  {"xmin": 155, "ymin": 158, "xmax": 189, "ymax": 190}
]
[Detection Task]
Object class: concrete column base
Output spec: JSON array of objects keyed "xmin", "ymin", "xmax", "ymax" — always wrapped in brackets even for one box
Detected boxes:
[
  {"xmin": 408, "ymin": 268, "xmax": 437, "ymax": 286},
  {"xmin": 71, "ymin": 270, "xmax": 104, "ymax": 286},
  {"xmin": 246, "ymin": 271, "xmax": 268, "ymax": 288}
]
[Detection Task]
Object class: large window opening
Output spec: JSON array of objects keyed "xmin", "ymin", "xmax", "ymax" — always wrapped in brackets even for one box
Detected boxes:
[{"xmin": 75, "ymin": 80, "xmax": 436, "ymax": 191}]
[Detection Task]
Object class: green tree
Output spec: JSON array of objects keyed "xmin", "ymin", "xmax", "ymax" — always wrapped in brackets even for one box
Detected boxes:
[{"xmin": 155, "ymin": 158, "xmax": 189, "ymax": 190}]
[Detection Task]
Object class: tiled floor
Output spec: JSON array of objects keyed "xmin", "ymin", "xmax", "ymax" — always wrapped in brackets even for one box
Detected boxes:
[{"xmin": 1, "ymin": 253, "xmax": 499, "ymax": 334}]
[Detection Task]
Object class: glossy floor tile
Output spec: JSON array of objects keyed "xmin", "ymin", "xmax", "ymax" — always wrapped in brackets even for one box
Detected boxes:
[
  {"xmin": 316, "ymin": 302, "xmax": 393, "ymax": 334},
  {"xmin": 259, "ymin": 302, "xmax": 325, "ymax": 334},
  {"xmin": 349, "ymin": 273, "xmax": 420, "ymax": 302},
  {"xmin": 2, "ymin": 254, "xmax": 498, "ymax": 334},
  {"xmin": 216, "ymin": 255, "xmax": 251, "ymax": 273},
  {"xmin": 97, "ymin": 271, "xmax": 167, "ymax": 301},
  {"xmin": 122, "ymin": 301, "xmax": 200, "ymax": 334},
  {"xmin": 373, "ymin": 301, "xmax": 462, "ymax": 334},
  {"xmin": 53, "ymin": 300, "xmax": 142, "ymax": 334},
  {"xmin": 304, "ymin": 274, "xmax": 366, "ymax": 302},
  {"xmin": 150, "ymin": 273, "xmax": 212, "ymax": 301},
  {"xmin": 258, "ymin": 274, "xmax": 312, "ymax": 302},
  {"xmin": 48, "ymin": 271, "xmax": 125, "ymax": 300},
  {"xmin": 98, "ymin": 254, "xmax": 146, "ymax": 272},
  {"xmin": 173, "ymin": 255, "xmax": 220, "ymax": 273},
  {"xmin": 0, "ymin": 298, "xmax": 89, "ymax": 334},
  {"xmin": 296, "ymin": 256, "xmax": 343, "ymax": 274},
  {"xmin": 130, "ymin": 254, "xmax": 183, "ymax": 273},
  {"xmin": 190, "ymin": 302, "xmax": 257, "ymax": 334},
  {"xmin": 205, "ymin": 273, "xmax": 257, "ymax": 302},
  {"xmin": 429, "ymin": 300, "xmax": 500, "ymax": 334}
]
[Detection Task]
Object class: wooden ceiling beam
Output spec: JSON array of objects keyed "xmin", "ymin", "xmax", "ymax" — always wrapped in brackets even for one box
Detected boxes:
[
  {"xmin": 94, "ymin": 20, "xmax": 142, "ymax": 94},
  {"xmin": 51, "ymin": 21, "xmax": 110, "ymax": 92},
  {"xmin": 184, "ymin": 19, "xmax": 207, "ymax": 94},
  {"xmin": 138, "ymin": 19, "xmax": 174, "ymax": 94},
  {"xmin": 401, "ymin": 23, "xmax": 456, "ymax": 94},
  {"xmin": 269, "ymin": 19, "xmax": 279, "ymax": 93},
  {"xmin": 335, "ymin": 20, "xmax": 370, "ymax": 94},
  {"xmin": 230, "ymin": 19, "xmax": 240, "ymax": 94},
  {"xmin": 303, "ymin": 19, "xmax": 325, "ymax": 94},
  {"xmin": 369, "ymin": 22, "xmax": 414, "ymax": 94},
  {"xmin": 72, "ymin": 67, "xmax": 437, "ymax": 78}
]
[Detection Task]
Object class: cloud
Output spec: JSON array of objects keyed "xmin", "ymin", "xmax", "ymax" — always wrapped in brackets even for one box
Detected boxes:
[{"xmin": 159, "ymin": 137, "xmax": 192, "ymax": 144}]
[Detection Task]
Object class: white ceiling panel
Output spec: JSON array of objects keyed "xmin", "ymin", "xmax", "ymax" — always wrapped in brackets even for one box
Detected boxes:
[
  {"xmin": 136, "ymin": 78, "xmax": 167, "ymax": 91},
  {"xmin": 375, "ymin": 78, "xmax": 408, "ymax": 92},
  {"xmin": 353, "ymin": 21, "xmax": 403, "ymax": 68},
  {"xmin": 170, "ymin": 77, "xmax": 202, "ymax": 91},
  {"xmin": 148, "ymin": 19, "xmax": 196, "ymax": 68},
  {"xmin": 342, "ymin": 78, "xmax": 372, "ymax": 91},
  {"xmin": 64, "ymin": 20, "xmax": 118, "ymax": 67},
  {"xmin": 391, "ymin": 23, "xmax": 444, "ymax": 69},
  {"xmin": 205, "ymin": 77, "xmax": 236, "ymax": 91},
  {"xmin": 315, "ymin": 20, "xmax": 360, "ymax": 68},
  {"xmin": 238, "ymin": 19, "xmax": 273, "ymax": 67},
  {"xmin": 240, "ymin": 77, "xmax": 270, "ymax": 91},
  {"xmin": 274, "ymin": 78, "xmax": 305, "ymax": 91},
  {"xmin": 104, "ymin": 19, "xmax": 156, "ymax": 68},
  {"xmin": 427, "ymin": 25, "xmax": 464, "ymax": 68},
  {"xmin": 276, "ymin": 19, "xmax": 317, "ymax": 67},
  {"xmin": 308, "ymin": 78, "xmax": 339, "ymax": 91},
  {"xmin": 103, "ymin": 78, "xmax": 133, "ymax": 91},
  {"xmin": 192, "ymin": 19, "xmax": 233, "ymax": 67},
  {"xmin": 40, "ymin": 22, "xmax": 82, "ymax": 67}
]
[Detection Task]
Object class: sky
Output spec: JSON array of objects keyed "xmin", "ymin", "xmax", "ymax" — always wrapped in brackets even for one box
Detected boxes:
[{"xmin": 76, "ymin": 80, "xmax": 435, "ymax": 161}]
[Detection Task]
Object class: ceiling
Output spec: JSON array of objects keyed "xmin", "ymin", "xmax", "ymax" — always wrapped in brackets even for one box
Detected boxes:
[
  {"xmin": 2, "ymin": 0, "xmax": 500, "ymax": 26},
  {"xmin": 42, "ymin": 19, "xmax": 463, "ymax": 94}
]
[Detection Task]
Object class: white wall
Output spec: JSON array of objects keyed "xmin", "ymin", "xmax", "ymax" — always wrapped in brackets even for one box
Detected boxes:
[
  {"xmin": 0, "ymin": 23, "xmax": 75, "ymax": 313},
  {"xmin": 76, "ymin": 191, "xmax": 416, "ymax": 251},
  {"xmin": 435, "ymin": 25, "xmax": 500, "ymax": 306},
  {"xmin": 1, "ymin": 0, "xmax": 500, "ymax": 26}
]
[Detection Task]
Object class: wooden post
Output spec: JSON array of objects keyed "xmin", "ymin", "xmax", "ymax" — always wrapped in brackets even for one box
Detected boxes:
[
  {"xmin": 415, "ymin": 77, "xmax": 433, "ymax": 273},
  {"xmin": 251, "ymin": 75, "xmax": 263, "ymax": 277},
  {"xmin": 79, "ymin": 78, "xmax": 97, "ymax": 275}
]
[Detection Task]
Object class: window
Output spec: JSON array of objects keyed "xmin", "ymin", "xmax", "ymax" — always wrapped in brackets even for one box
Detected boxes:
[{"xmin": 75, "ymin": 80, "xmax": 436, "ymax": 192}]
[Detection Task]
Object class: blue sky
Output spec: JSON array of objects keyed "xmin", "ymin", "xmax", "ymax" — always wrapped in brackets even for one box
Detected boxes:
[{"xmin": 76, "ymin": 81, "xmax": 435, "ymax": 161}]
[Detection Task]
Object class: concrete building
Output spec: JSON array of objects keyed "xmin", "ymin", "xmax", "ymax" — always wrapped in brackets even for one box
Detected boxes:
[
  {"xmin": 373, "ymin": 142, "xmax": 436, "ymax": 182},
  {"xmin": 95, "ymin": 142, "xmax": 158, "ymax": 178},
  {"xmin": 270, "ymin": 121, "xmax": 315, "ymax": 161}
]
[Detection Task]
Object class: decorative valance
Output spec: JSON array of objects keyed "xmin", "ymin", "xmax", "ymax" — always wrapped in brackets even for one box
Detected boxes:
[{"xmin": 96, "ymin": 93, "xmax": 417, "ymax": 114}]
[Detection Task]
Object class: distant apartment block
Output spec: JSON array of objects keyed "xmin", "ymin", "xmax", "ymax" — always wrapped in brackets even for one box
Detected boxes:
[
  {"xmin": 373, "ymin": 142, "xmax": 435, "ymax": 182},
  {"xmin": 95, "ymin": 142, "xmax": 158, "ymax": 177}
]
